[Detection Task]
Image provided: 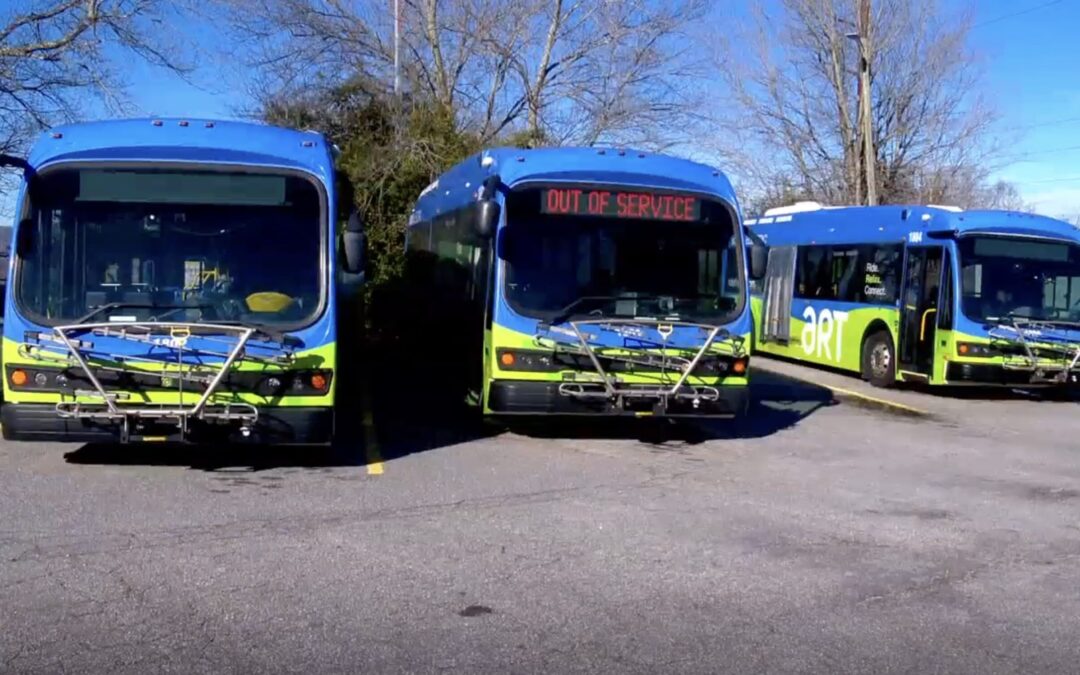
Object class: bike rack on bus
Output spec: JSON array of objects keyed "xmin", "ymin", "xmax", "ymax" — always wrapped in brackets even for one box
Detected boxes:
[
  {"xmin": 17, "ymin": 321, "xmax": 296, "ymax": 441},
  {"xmin": 988, "ymin": 319, "xmax": 1080, "ymax": 385},
  {"xmin": 534, "ymin": 319, "xmax": 744, "ymax": 412}
]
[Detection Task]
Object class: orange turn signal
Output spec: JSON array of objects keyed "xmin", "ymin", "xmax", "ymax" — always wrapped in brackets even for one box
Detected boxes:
[
  {"xmin": 310, "ymin": 373, "xmax": 328, "ymax": 391},
  {"xmin": 958, "ymin": 343, "xmax": 969, "ymax": 355},
  {"xmin": 10, "ymin": 369, "xmax": 27, "ymax": 387},
  {"xmin": 500, "ymin": 352, "xmax": 516, "ymax": 367},
  {"xmin": 732, "ymin": 359, "xmax": 748, "ymax": 375}
]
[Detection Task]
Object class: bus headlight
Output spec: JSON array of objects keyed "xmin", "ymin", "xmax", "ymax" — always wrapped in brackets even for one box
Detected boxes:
[
  {"xmin": 956, "ymin": 342, "xmax": 996, "ymax": 358},
  {"xmin": 693, "ymin": 356, "xmax": 747, "ymax": 376},
  {"xmin": 270, "ymin": 370, "xmax": 332, "ymax": 396},
  {"xmin": 6, "ymin": 366, "xmax": 75, "ymax": 391},
  {"xmin": 496, "ymin": 349, "xmax": 557, "ymax": 372}
]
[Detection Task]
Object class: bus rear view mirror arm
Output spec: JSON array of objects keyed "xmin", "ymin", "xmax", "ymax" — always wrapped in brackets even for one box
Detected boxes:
[
  {"xmin": 15, "ymin": 219, "xmax": 34, "ymax": 257},
  {"xmin": 342, "ymin": 211, "xmax": 366, "ymax": 277},
  {"xmin": 747, "ymin": 230, "xmax": 767, "ymax": 280},
  {"xmin": 0, "ymin": 154, "xmax": 29, "ymax": 171},
  {"xmin": 476, "ymin": 199, "xmax": 500, "ymax": 238},
  {"xmin": 750, "ymin": 245, "xmax": 767, "ymax": 280},
  {"xmin": 475, "ymin": 174, "xmax": 501, "ymax": 238}
]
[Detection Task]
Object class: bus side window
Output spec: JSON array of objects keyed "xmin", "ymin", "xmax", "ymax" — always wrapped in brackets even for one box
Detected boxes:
[
  {"xmin": 797, "ymin": 246, "xmax": 828, "ymax": 298},
  {"xmin": 860, "ymin": 244, "xmax": 901, "ymax": 305},
  {"xmin": 1045, "ymin": 273, "xmax": 1080, "ymax": 312},
  {"xmin": 831, "ymin": 246, "xmax": 860, "ymax": 302},
  {"xmin": 961, "ymin": 261, "xmax": 982, "ymax": 317},
  {"xmin": 407, "ymin": 222, "xmax": 432, "ymax": 253}
]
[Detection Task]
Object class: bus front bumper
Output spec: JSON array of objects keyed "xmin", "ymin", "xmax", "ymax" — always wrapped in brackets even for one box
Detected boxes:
[
  {"xmin": 946, "ymin": 362, "xmax": 1080, "ymax": 387},
  {"xmin": 0, "ymin": 403, "xmax": 334, "ymax": 444},
  {"xmin": 487, "ymin": 380, "xmax": 749, "ymax": 418}
]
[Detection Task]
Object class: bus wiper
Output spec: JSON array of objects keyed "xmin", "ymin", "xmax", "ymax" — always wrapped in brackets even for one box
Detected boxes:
[
  {"xmin": 1040, "ymin": 319, "xmax": 1080, "ymax": 330},
  {"xmin": 550, "ymin": 293, "xmax": 721, "ymax": 325},
  {"xmin": 213, "ymin": 320, "xmax": 302, "ymax": 348},
  {"xmin": 72, "ymin": 302, "xmax": 212, "ymax": 325},
  {"xmin": 549, "ymin": 296, "xmax": 626, "ymax": 325}
]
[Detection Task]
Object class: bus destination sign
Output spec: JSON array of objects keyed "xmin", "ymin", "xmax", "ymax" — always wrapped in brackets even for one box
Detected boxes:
[{"xmin": 540, "ymin": 188, "xmax": 700, "ymax": 222}]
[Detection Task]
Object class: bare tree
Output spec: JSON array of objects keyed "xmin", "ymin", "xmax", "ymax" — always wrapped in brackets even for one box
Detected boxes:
[
  {"xmin": 0, "ymin": 0, "xmax": 192, "ymax": 157},
  {"xmin": 216, "ymin": 0, "xmax": 706, "ymax": 148},
  {"xmin": 486, "ymin": 0, "xmax": 708, "ymax": 147},
  {"xmin": 712, "ymin": 0, "xmax": 1010, "ymax": 210}
]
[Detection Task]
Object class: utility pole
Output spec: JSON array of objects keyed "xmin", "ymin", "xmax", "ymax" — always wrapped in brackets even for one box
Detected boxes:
[
  {"xmin": 393, "ymin": 0, "xmax": 401, "ymax": 95},
  {"xmin": 853, "ymin": 0, "xmax": 877, "ymax": 205}
]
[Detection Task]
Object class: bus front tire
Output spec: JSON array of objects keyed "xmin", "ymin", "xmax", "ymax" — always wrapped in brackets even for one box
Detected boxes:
[{"xmin": 862, "ymin": 331, "xmax": 896, "ymax": 388}]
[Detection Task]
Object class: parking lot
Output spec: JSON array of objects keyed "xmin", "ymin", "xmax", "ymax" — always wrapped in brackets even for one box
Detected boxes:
[{"xmin": 3, "ymin": 358, "xmax": 1080, "ymax": 674}]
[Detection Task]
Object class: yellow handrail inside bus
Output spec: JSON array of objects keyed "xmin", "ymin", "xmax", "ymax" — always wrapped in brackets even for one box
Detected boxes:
[{"xmin": 920, "ymin": 308, "xmax": 937, "ymax": 341}]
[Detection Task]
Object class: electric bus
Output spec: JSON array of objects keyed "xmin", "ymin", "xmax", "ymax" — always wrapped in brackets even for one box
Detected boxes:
[
  {"xmin": 746, "ymin": 202, "xmax": 1080, "ymax": 388},
  {"xmin": 0, "ymin": 118, "xmax": 366, "ymax": 444},
  {"xmin": 400, "ymin": 147, "xmax": 765, "ymax": 418}
]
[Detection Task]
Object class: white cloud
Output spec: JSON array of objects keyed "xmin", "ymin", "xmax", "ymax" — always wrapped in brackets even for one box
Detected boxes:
[{"xmin": 1021, "ymin": 185, "xmax": 1080, "ymax": 223}]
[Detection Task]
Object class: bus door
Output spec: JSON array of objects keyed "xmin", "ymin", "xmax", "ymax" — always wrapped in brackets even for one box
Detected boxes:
[
  {"xmin": 898, "ymin": 245, "xmax": 944, "ymax": 378},
  {"xmin": 760, "ymin": 245, "xmax": 797, "ymax": 343}
]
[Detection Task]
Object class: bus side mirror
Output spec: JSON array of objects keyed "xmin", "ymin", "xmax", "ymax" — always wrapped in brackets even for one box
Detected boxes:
[
  {"xmin": 476, "ymin": 199, "xmax": 500, "ymax": 239},
  {"xmin": 15, "ymin": 219, "xmax": 34, "ymax": 257},
  {"xmin": 750, "ymin": 245, "xmax": 767, "ymax": 280},
  {"xmin": 475, "ymin": 173, "xmax": 501, "ymax": 239},
  {"xmin": 341, "ymin": 211, "xmax": 366, "ymax": 278}
]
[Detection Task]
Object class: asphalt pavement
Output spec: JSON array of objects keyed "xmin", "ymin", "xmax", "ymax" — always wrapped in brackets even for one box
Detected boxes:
[{"xmin": 2, "ymin": 359, "xmax": 1080, "ymax": 674}]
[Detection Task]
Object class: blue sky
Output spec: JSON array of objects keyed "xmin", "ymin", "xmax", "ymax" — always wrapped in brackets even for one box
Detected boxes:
[
  {"xmin": 970, "ymin": 0, "xmax": 1080, "ymax": 221},
  {"xmin": 8, "ymin": 0, "xmax": 1080, "ymax": 222}
]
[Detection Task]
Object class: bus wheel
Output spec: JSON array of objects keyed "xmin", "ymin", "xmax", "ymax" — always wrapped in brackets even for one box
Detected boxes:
[{"xmin": 862, "ymin": 331, "xmax": 896, "ymax": 388}]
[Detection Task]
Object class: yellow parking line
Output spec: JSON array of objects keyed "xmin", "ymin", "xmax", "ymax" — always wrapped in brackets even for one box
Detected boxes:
[
  {"xmin": 823, "ymin": 383, "xmax": 929, "ymax": 416},
  {"xmin": 361, "ymin": 389, "xmax": 384, "ymax": 475}
]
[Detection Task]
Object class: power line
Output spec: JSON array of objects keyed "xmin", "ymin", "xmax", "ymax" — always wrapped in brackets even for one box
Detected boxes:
[
  {"xmin": 1000, "ymin": 115, "xmax": 1080, "ymax": 132},
  {"xmin": 1015, "ymin": 175, "xmax": 1080, "ymax": 185},
  {"xmin": 972, "ymin": 0, "xmax": 1066, "ymax": 29},
  {"xmin": 1001, "ymin": 143, "xmax": 1080, "ymax": 160}
]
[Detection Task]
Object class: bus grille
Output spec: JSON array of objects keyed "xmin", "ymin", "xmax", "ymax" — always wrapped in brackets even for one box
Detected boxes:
[{"xmin": 15, "ymin": 321, "xmax": 296, "ymax": 439}]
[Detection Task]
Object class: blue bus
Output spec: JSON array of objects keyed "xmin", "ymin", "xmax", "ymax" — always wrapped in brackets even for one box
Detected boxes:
[
  {"xmin": 0, "ymin": 118, "xmax": 366, "ymax": 444},
  {"xmin": 401, "ymin": 147, "xmax": 765, "ymax": 418},
  {"xmin": 746, "ymin": 202, "xmax": 1080, "ymax": 388}
]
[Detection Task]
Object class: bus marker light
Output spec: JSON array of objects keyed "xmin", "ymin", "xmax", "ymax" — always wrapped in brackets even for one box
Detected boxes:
[
  {"xmin": 957, "ymin": 342, "xmax": 994, "ymax": 357},
  {"xmin": 500, "ymin": 352, "xmax": 516, "ymax": 367},
  {"xmin": 310, "ymin": 373, "xmax": 328, "ymax": 391},
  {"xmin": 10, "ymin": 370, "xmax": 27, "ymax": 387},
  {"xmin": 732, "ymin": 359, "xmax": 748, "ymax": 375}
]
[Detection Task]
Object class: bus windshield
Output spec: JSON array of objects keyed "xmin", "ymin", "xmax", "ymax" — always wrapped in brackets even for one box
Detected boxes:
[
  {"xmin": 16, "ymin": 167, "xmax": 323, "ymax": 327},
  {"xmin": 502, "ymin": 189, "xmax": 742, "ymax": 323},
  {"xmin": 959, "ymin": 235, "xmax": 1080, "ymax": 324}
]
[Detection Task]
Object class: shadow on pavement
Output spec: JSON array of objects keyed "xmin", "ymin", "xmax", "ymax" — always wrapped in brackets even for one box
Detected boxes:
[
  {"xmin": 911, "ymin": 384, "xmax": 1080, "ymax": 403},
  {"xmin": 504, "ymin": 370, "xmax": 837, "ymax": 445},
  {"xmin": 758, "ymin": 353, "xmax": 1080, "ymax": 404},
  {"xmin": 370, "ymin": 394, "xmax": 501, "ymax": 462},
  {"xmin": 62, "ymin": 366, "xmax": 837, "ymax": 469},
  {"xmin": 63, "ymin": 440, "xmax": 375, "ymax": 472},
  {"xmin": 61, "ymin": 352, "xmax": 499, "ymax": 471}
]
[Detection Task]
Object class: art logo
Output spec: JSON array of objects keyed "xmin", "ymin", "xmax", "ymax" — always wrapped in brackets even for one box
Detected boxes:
[{"xmin": 800, "ymin": 306, "xmax": 849, "ymax": 362}]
